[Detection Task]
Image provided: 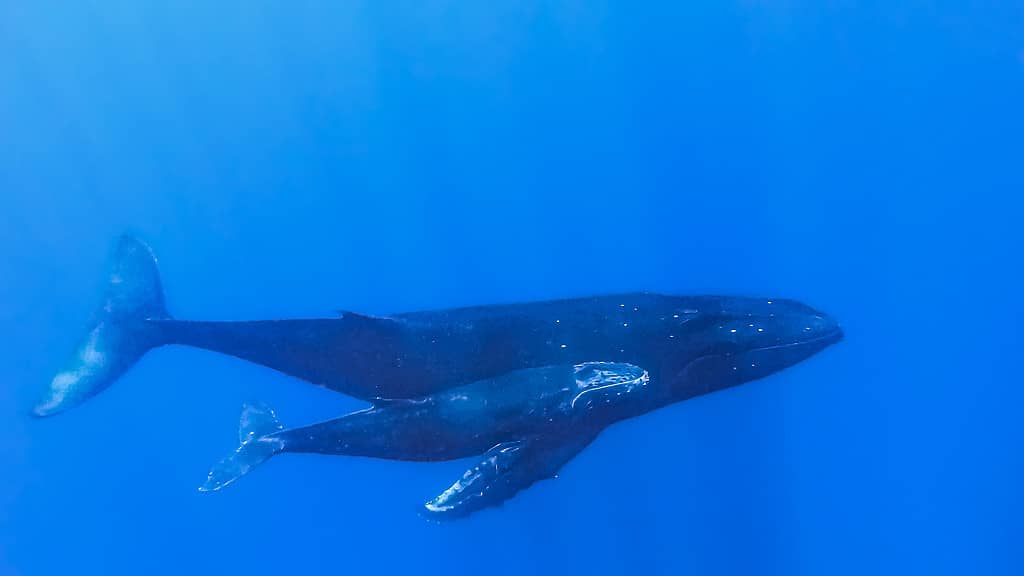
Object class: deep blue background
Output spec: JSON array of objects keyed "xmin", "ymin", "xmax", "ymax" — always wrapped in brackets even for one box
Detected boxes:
[{"xmin": 2, "ymin": 2, "xmax": 1022, "ymax": 575}]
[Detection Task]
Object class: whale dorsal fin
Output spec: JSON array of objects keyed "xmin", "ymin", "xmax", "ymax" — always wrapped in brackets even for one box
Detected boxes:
[
  {"xmin": 336, "ymin": 310, "xmax": 396, "ymax": 323},
  {"xmin": 336, "ymin": 311, "xmax": 405, "ymax": 333},
  {"xmin": 422, "ymin": 432, "xmax": 599, "ymax": 519}
]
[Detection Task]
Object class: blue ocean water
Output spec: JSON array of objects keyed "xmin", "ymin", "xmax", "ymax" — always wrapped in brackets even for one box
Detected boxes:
[{"xmin": 2, "ymin": 2, "xmax": 1022, "ymax": 574}]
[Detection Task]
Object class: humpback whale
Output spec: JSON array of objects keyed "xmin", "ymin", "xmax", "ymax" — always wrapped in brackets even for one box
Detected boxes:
[
  {"xmin": 35, "ymin": 236, "xmax": 843, "ymax": 517},
  {"xmin": 199, "ymin": 343, "xmax": 839, "ymax": 519},
  {"xmin": 35, "ymin": 236, "xmax": 843, "ymax": 418},
  {"xmin": 201, "ymin": 363, "xmax": 651, "ymax": 519}
]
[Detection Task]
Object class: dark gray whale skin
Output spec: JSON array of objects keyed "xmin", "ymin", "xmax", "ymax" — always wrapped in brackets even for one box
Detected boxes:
[
  {"xmin": 34, "ymin": 236, "xmax": 843, "ymax": 417},
  {"xmin": 199, "ymin": 363, "xmax": 652, "ymax": 518},
  {"xmin": 36, "ymin": 236, "xmax": 844, "ymax": 518},
  {"xmin": 199, "ymin": 324, "xmax": 838, "ymax": 519},
  {"xmin": 157, "ymin": 290, "xmax": 839, "ymax": 401},
  {"xmin": 196, "ymin": 304, "xmax": 844, "ymax": 518}
]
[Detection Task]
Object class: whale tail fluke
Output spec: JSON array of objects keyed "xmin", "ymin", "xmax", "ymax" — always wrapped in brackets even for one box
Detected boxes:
[
  {"xmin": 34, "ymin": 236, "xmax": 170, "ymax": 417},
  {"xmin": 200, "ymin": 402, "xmax": 286, "ymax": 492}
]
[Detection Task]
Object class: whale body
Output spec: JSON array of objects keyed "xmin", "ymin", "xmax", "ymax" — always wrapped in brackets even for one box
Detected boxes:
[
  {"xmin": 201, "ymin": 363, "xmax": 653, "ymax": 518},
  {"xmin": 35, "ymin": 236, "xmax": 842, "ymax": 417},
  {"xmin": 35, "ymin": 236, "xmax": 843, "ymax": 518}
]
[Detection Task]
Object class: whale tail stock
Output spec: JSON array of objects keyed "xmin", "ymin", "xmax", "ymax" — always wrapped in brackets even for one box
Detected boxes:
[
  {"xmin": 33, "ymin": 235, "xmax": 171, "ymax": 417},
  {"xmin": 200, "ymin": 402, "xmax": 286, "ymax": 492}
]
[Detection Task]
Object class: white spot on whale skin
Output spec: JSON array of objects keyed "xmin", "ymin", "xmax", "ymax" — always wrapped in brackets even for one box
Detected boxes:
[
  {"xmin": 37, "ymin": 326, "xmax": 108, "ymax": 413},
  {"xmin": 424, "ymin": 500, "xmax": 455, "ymax": 513},
  {"xmin": 79, "ymin": 327, "xmax": 107, "ymax": 366},
  {"xmin": 40, "ymin": 372, "xmax": 79, "ymax": 410},
  {"xmin": 560, "ymin": 344, "xmax": 567, "ymax": 349}
]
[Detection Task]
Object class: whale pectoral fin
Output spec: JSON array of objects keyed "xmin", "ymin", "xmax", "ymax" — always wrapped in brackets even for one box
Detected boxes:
[{"xmin": 423, "ymin": 432, "xmax": 599, "ymax": 520}]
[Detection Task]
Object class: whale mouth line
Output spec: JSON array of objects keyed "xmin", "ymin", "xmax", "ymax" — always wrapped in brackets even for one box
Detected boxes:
[
  {"xmin": 746, "ymin": 326, "xmax": 844, "ymax": 355},
  {"xmin": 673, "ymin": 325, "xmax": 844, "ymax": 386}
]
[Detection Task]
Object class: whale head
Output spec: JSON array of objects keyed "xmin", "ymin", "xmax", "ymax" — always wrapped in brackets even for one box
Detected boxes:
[{"xmin": 669, "ymin": 297, "xmax": 843, "ymax": 399}]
